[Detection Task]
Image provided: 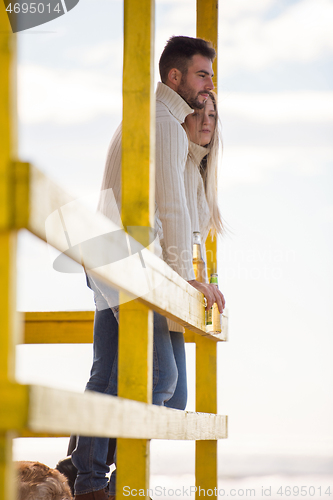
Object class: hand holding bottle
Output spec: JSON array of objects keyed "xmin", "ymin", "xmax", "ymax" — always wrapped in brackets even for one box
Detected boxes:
[{"xmin": 187, "ymin": 279, "xmax": 225, "ymax": 312}]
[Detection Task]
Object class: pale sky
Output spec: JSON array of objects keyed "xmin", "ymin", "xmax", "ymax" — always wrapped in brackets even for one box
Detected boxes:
[{"xmin": 14, "ymin": 0, "xmax": 333, "ymax": 464}]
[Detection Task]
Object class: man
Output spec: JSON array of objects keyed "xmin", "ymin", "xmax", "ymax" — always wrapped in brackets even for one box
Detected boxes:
[{"xmin": 67, "ymin": 36, "xmax": 225, "ymax": 500}]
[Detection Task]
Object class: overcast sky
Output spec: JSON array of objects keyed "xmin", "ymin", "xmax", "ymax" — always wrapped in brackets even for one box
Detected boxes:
[{"xmin": 14, "ymin": 0, "xmax": 333, "ymax": 461}]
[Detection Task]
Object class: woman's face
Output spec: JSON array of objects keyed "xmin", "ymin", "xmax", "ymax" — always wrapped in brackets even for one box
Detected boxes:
[{"xmin": 185, "ymin": 96, "xmax": 216, "ymax": 146}]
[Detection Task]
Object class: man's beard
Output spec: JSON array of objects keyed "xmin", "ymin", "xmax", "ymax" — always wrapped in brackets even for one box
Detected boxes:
[{"xmin": 178, "ymin": 78, "xmax": 205, "ymax": 110}]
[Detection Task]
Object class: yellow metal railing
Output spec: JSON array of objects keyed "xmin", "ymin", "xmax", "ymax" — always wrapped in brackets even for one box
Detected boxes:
[{"xmin": 0, "ymin": 1, "xmax": 227, "ymax": 499}]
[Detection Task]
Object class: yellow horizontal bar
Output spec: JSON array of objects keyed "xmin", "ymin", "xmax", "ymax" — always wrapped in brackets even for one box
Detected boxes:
[
  {"xmin": 19, "ymin": 430, "xmax": 69, "ymax": 438},
  {"xmin": 23, "ymin": 311, "xmax": 227, "ymax": 344},
  {"xmin": 23, "ymin": 311, "xmax": 94, "ymax": 344}
]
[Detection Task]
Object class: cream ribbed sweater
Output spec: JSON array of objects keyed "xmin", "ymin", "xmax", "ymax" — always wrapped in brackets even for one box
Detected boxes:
[
  {"xmin": 97, "ymin": 83, "xmax": 211, "ymax": 332},
  {"xmin": 185, "ymin": 141, "xmax": 212, "ymax": 283}
]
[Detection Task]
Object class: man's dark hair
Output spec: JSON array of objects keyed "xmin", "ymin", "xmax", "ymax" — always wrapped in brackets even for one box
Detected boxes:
[{"xmin": 159, "ymin": 36, "xmax": 216, "ymax": 83}]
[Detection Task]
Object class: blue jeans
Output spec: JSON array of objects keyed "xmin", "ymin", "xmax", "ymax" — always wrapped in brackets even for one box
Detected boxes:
[{"xmin": 71, "ymin": 281, "xmax": 187, "ymax": 495}]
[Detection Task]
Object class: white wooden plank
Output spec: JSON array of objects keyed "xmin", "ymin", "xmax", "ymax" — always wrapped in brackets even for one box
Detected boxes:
[
  {"xmin": 27, "ymin": 165, "xmax": 227, "ymax": 341},
  {"xmin": 28, "ymin": 385, "xmax": 227, "ymax": 441}
]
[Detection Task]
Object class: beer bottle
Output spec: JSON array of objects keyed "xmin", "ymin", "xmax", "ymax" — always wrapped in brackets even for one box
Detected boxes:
[
  {"xmin": 206, "ymin": 273, "xmax": 222, "ymax": 333},
  {"xmin": 192, "ymin": 231, "xmax": 206, "ymax": 283}
]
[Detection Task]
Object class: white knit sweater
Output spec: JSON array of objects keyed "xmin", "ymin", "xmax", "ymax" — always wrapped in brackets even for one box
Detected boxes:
[
  {"xmin": 185, "ymin": 141, "xmax": 212, "ymax": 283},
  {"xmin": 97, "ymin": 83, "xmax": 211, "ymax": 332}
]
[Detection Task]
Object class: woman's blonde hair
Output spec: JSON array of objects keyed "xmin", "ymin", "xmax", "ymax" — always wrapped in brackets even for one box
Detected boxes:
[{"xmin": 199, "ymin": 91, "xmax": 224, "ymax": 236}]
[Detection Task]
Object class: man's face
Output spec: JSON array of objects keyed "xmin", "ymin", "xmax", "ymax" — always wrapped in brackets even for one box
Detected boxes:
[{"xmin": 177, "ymin": 54, "xmax": 214, "ymax": 109}]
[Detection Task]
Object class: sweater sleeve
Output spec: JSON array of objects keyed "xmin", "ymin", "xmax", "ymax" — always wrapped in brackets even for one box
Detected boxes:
[
  {"xmin": 155, "ymin": 120, "xmax": 195, "ymax": 281},
  {"xmin": 97, "ymin": 123, "xmax": 122, "ymax": 226}
]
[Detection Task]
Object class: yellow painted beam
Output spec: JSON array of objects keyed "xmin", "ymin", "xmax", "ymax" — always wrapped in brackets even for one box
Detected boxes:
[
  {"xmin": 0, "ymin": 233, "xmax": 19, "ymax": 383},
  {"xmin": 121, "ymin": 0, "xmax": 155, "ymax": 230},
  {"xmin": 197, "ymin": 0, "xmax": 218, "ymax": 279},
  {"xmin": 0, "ymin": 7, "xmax": 19, "ymax": 500},
  {"xmin": 184, "ymin": 328, "xmax": 196, "ymax": 344},
  {"xmin": 117, "ymin": 439, "xmax": 150, "ymax": 500},
  {"xmin": 11, "ymin": 161, "xmax": 30, "ymax": 229},
  {"xmin": 196, "ymin": 1, "xmax": 220, "ymax": 497},
  {"xmin": 205, "ymin": 233, "xmax": 217, "ymax": 280},
  {"xmin": 197, "ymin": 0, "xmax": 218, "ymax": 90},
  {"xmin": 195, "ymin": 335, "xmax": 218, "ymax": 498},
  {"xmin": 118, "ymin": 297, "xmax": 153, "ymax": 405},
  {"xmin": 121, "ymin": 0, "xmax": 154, "ymax": 396},
  {"xmin": 19, "ymin": 430, "xmax": 68, "ymax": 438},
  {"xmin": 196, "ymin": 440, "xmax": 218, "ymax": 496},
  {"xmin": 196, "ymin": 336, "xmax": 217, "ymax": 415},
  {"xmin": 117, "ymin": 0, "xmax": 155, "ymax": 497},
  {"xmin": 0, "ymin": 240, "xmax": 13, "ymax": 499},
  {"xmin": 0, "ymin": 383, "xmax": 29, "ymax": 431},
  {"xmin": 0, "ymin": 0, "xmax": 18, "ymax": 384},
  {"xmin": 0, "ymin": 6, "xmax": 17, "ymax": 229},
  {"xmin": 23, "ymin": 311, "xmax": 226, "ymax": 344},
  {"xmin": 0, "ymin": 433, "xmax": 18, "ymax": 500},
  {"xmin": 23, "ymin": 311, "xmax": 95, "ymax": 344}
]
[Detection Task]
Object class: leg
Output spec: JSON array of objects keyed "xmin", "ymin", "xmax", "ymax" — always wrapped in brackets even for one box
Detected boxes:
[
  {"xmin": 72, "ymin": 303, "xmax": 119, "ymax": 495},
  {"xmin": 108, "ymin": 313, "xmax": 180, "ymax": 496},
  {"xmin": 67, "ymin": 435, "xmax": 77, "ymax": 456},
  {"xmin": 88, "ymin": 274, "xmax": 180, "ymax": 408},
  {"xmin": 73, "ymin": 280, "xmax": 183, "ymax": 496},
  {"xmin": 164, "ymin": 331, "xmax": 187, "ymax": 410},
  {"xmin": 151, "ymin": 315, "xmax": 179, "ymax": 406}
]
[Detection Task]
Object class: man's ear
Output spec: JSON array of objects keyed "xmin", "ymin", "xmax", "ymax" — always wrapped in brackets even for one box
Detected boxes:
[{"xmin": 167, "ymin": 68, "xmax": 182, "ymax": 90}]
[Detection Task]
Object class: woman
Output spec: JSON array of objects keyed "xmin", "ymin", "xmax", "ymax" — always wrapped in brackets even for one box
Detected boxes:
[
  {"xmin": 69, "ymin": 91, "xmax": 224, "ymax": 500},
  {"xmin": 153, "ymin": 91, "xmax": 224, "ymax": 409},
  {"xmin": 183, "ymin": 90, "xmax": 223, "ymax": 280}
]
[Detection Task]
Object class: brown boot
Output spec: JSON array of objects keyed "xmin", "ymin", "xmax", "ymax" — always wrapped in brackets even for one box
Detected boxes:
[{"xmin": 74, "ymin": 487, "xmax": 110, "ymax": 500}]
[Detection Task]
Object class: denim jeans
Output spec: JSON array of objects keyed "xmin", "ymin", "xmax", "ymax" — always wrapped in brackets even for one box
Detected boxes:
[{"xmin": 71, "ymin": 279, "xmax": 187, "ymax": 495}]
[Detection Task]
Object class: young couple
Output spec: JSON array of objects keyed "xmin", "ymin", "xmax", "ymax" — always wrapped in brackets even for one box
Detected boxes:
[{"xmin": 65, "ymin": 35, "xmax": 225, "ymax": 500}]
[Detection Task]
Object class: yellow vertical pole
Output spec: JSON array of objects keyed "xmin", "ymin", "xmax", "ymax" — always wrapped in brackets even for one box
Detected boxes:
[
  {"xmin": 197, "ymin": 0, "xmax": 218, "ymax": 92},
  {"xmin": 197, "ymin": 0, "xmax": 218, "ymax": 278},
  {"xmin": 196, "ymin": 1, "xmax": 219, "ymax": 498},
  {"xmin": 0, "ymin": 5, "xmax": 18, "ymax": 500},
  {"xmin": 117, "ymin": 0, "xmax": 155, "ymax": 499},
  {"xmin": 195, "ymin": 337, "xmax": 217, "ymax": 498}
]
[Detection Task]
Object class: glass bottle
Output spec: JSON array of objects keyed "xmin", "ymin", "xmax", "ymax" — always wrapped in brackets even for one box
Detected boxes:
[
  {"xmin": 206, "ymin": 273, "xmax": 222, "ymax": 333},
  {"xmin": 192, "ymin": 231, "xmax": 206, "ymax": 283}
]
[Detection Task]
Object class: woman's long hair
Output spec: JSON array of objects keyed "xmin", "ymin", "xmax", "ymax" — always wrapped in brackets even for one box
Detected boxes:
[{"xmin": 200, "ymin": 91, "xmax": 224, "ymax": 236}]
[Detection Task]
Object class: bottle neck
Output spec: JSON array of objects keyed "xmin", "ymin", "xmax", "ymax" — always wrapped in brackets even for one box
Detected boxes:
[
  {"xmin": 210, "ymin": 273, "xmax": 218, "ymax": 285},
  {"xmin": 193, "ymin": 231, "xmax": 201, "ymax": 244},
  {"xmin": 193, "ymin": 232, "xmax": 203, "ymax": 261}
]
